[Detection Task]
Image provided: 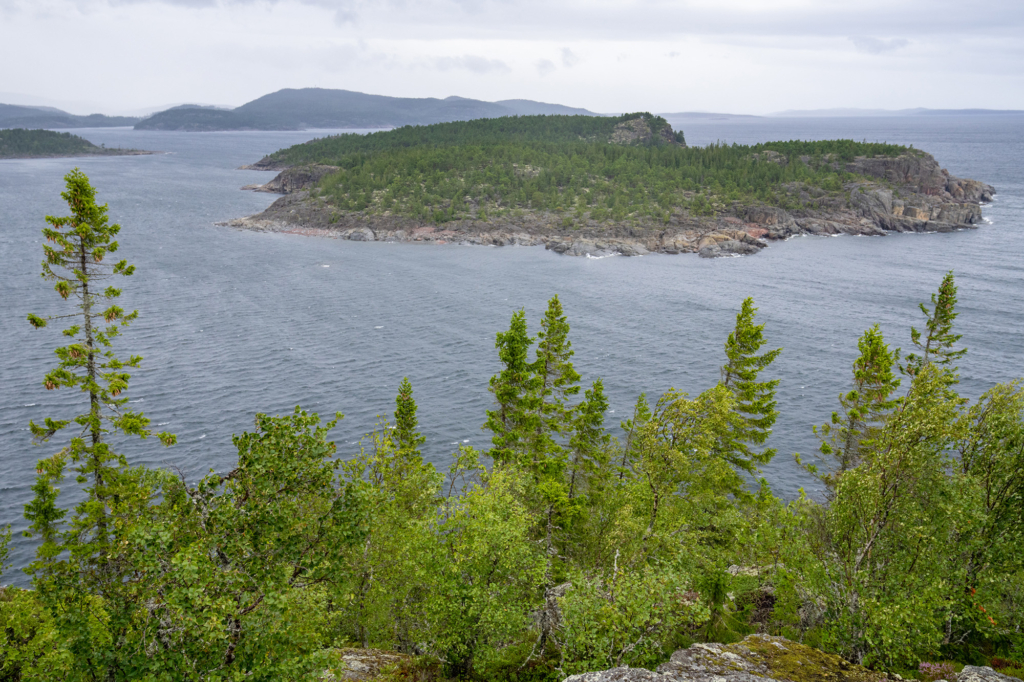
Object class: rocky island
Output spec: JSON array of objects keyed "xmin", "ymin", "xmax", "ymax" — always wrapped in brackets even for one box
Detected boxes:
[{"xmin": 226, "ymin": 113, "xmax": 994, "ymax": 258}]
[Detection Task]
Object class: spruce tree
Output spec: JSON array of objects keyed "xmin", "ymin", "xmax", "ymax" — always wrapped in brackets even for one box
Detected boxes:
[
  {"xmin": 394, "ymin": 376, "xmax": 425, "ymax": 460},
  {"xmin": 534, "ymin": 295, "xmax": 581, "ymax": 441},
  {"xmin": 568, "ymin": 378, "xmax": 611, "ymax": 500},
  {"xmin": 24, "ymin": 169, "xmax": 175, "ymax": 559},
  {"xmin": 484, "ymin": 309, "xmax": 541, "ymax": 465},
  {"xmin": 902, "ymin": 271, "xmax": 967, "ymax": 378},
  {"xmin": 803, "ymin": 324, "xmax": 901, "ymax": 490},
  {"xmin": 718, "ymin": 297, "xmax": 782, "ymax": 473}
]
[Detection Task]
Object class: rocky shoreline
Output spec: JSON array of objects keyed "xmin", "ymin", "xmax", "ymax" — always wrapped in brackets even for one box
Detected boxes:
[{"xmin": 225, "ymin": 153, "xmax": 994, "ymax": 258}]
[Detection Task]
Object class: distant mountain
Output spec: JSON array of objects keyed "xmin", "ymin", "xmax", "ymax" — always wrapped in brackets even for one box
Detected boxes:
[
  {"xmin": 135, "ymin": 88, "xmax": 599, "ymax": 131},
  {"xmin": 0, "ymin": 103, "xmax": 140, "ymax": 129},
  {"xmin": 659, "ymin": 112, "xmax": 762, "ymax": 120},
  {"xmin": 770, "ymin": 107, "xmax": 1024, "ymax": 117}
]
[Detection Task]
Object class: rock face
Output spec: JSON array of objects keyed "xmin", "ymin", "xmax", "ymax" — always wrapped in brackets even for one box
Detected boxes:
[
  {"xmin": 319, "ymin": 648, "xmax": 411, "ymax": 681},
  {"xmin": 610, "ymin": 117, "xmax": 683, "ymax": 147},
  {"xmin": 243, "ymin": 164, "xmax": 340, "ymax": 194},
  {"xmin": 226, "ymin": 151, "xmax": 993, "ymax": 259},
  {"xmin": 563, "ymin": 635, "xmax": 886, "ymax": 682}
]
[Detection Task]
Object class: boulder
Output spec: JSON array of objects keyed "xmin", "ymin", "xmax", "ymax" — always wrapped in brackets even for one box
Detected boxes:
[
  {"xmin": 959, "ymin": 666, "xmax": 1023, "ymax": 682},
  {"xmin": 320, "ymin": 647, "xmax": 411, "ymax": 681},
  {"xmin": 563, "ymin": 635, "xmax": 886, "ymax": 682}
]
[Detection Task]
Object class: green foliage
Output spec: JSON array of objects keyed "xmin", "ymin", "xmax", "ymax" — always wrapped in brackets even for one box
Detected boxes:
[
  {"xmin": 258, "ymin": 114, "xmax": 909, "ymax": 225},
  {"xmin": 719, "ymin": 298, "xmax": 783, "ymax": 476},
  {"xmin": 903, "ymin": 272, "xmax": 967, "ymax": 378},
  {"xmin": 557, "ymin": 563, "xmax": 709, "ymax": 674},
  {"xmin": 0, "ymin": 129, "xmax": 109, "ymax": 158},
  {"xmin": 802, "ymin": 325, "xmax": 901, "ymax": 489},
  {"xmin": 13, "ymin": 211, "xmax": 1023, "ymax": 681},
  {"xmin": 394, "ymin": 377, "xmax": 426, "ymax": 459}
]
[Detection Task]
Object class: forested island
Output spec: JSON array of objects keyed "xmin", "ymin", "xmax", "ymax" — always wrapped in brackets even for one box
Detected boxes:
[
  {"xmin": 0, "ymin": 129, "xmax": 153, "ymax": 159},
  {"xmin": 2, "ymin": 170, "xmax": 1022, "ymax": 682},
  {"xmin": 229, "ymin": 113, "xmax": 994, "ymax": 258}
]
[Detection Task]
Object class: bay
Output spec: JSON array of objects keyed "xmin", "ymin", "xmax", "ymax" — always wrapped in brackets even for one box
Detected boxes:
[{"xmin": 1, "ymin": 115, "xmax": 1021, "ymax": 582}]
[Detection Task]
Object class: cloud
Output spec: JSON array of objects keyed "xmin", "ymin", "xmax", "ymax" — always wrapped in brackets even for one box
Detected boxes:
[
  {"xmin": 535, "ymin": 59, "xmax": 555, "ymax": 76},
  {"xmin": 432, "ymin": 54, "xmax": 510, "ymax": 74},
  {"xmin": 560, "ymin": 47, "xmax": 579, "ymax": 67},
  {"xmin": 849, "ymin": 36, "xmax": 911, "ymax": 54}
]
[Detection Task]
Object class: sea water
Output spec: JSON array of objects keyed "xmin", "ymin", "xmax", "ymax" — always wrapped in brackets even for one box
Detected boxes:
[{"xmin": 1, "ymin": 116, "xmax": 1022, "ymax": 581}]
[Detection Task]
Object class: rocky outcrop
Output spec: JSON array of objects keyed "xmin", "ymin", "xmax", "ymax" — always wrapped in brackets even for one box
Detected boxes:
[
  {"xmin": 319, "ymin": 647, "xmax": 411, "ymax": 681},
  {"xmin": 242, "ymin": 164, "xmax": 340, "ymax": 193},
  {"xmin": 563, "ymin": 635, "xmax": 887, "ymax": 682},
  {"xmin": 610, "ymin": 116, "xmax": 684, "ymax": 147},
  {"xmin": 226, "ymin": 151, "xmax": 992, "ymax": 259}
]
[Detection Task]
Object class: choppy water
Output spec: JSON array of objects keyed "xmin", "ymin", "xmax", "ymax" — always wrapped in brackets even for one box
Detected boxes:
[{"xmin": 2, "ymin": 116, "xmax": 1022, "ymax": 582}]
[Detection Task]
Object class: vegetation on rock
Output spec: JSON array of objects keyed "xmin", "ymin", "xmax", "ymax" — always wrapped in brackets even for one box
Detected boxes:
[
  {"xmin": 0, "ymin": 129, "xmax": 145, "ymax": 159},
  {"xmin": 250, "ymin": 114, "xmax": 911, "ymax": 227}
]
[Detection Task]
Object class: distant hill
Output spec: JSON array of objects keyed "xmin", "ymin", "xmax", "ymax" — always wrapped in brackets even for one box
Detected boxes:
[
  {"xmin": 771, "ymin": 107, "xmax": 1024, "ymax": 117},
  {"xmin": 0, "ymin": 103, "xmax": 140, "ymax": 129},
  {"xmin": 135, "ymin": 88, "xmax": 598, "ymax": 131},
  {"xmin": 0, "ymin": 128, "xmax": 153, "ymax": 159}
]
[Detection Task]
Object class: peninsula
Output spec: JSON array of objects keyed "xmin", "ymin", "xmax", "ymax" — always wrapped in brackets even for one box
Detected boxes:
[
  {"xmin": 227, "ymin": 113, "xmax": 994, "ymax": 258},
  {"xmin": 0, "ymin": 129, "xmax": 154, "ymax": 159}
]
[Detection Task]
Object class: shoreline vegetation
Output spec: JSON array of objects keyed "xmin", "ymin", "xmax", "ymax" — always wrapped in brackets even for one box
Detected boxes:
[
  {"xmin": 226, "ymin": 113, "xmax": 994, "ymax": 258},
  {"xmin": 2, "ymin": 170, "xmax": 1022, "ymax": 682},
  {"xmin": 0, "ymin": 128, "xmax": 156, "ymax": 160}
]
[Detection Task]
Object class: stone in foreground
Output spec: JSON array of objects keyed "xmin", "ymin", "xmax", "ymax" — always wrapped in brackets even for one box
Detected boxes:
[{"xmin": 563, "ymin": 635, "xmax": 886, "ymax": 682}]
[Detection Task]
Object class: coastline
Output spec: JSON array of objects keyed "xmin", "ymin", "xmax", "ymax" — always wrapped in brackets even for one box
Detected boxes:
[{"xmin": 225, "ymin": 152, "xmax": 994, "ymax": 259}]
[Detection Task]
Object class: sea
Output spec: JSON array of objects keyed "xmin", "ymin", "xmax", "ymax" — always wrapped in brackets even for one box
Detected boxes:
[{"xmin": 1, "ymin": 115, "xmax": 1022, "ymax": 583}]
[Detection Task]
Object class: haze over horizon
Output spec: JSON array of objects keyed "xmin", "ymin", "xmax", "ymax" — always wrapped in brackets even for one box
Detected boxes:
[{"xmin": 1, "ymin": 0, "xmax": 1022, "ymax": 117}]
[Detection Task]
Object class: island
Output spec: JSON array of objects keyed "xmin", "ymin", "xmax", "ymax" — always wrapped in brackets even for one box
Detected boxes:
[
  {"xmin": 0, "ymin": 128, "xmax": 155, "ymax": 159},
  {"xmin": 226, "ymin": 113, "xmax": 995, "ymax": 258}
]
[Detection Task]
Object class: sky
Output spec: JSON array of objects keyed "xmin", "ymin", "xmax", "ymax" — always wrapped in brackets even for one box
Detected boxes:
[{"xmin": 1, "ymin": 0, "xmax": 1022, "ymax": 115}]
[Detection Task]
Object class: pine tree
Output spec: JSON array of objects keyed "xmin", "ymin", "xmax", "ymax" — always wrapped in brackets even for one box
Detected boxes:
[
  {"xmin": 394, "ymin": 377, "xmax": 425, "ymax": 460},
  {"xmin": 534, "ymin": 295, "xmax": 582, "ymax": 440},
  {"xmin": 902, "ymin": 271, "xmax": 967, "ymax": 378},
  {"xmin": 718, "ymin": 298, "xmax": 782, "ymax": 473},
  {"xmin": 802, "ymin": 325, "xmax": 901, "ymax": 490}
]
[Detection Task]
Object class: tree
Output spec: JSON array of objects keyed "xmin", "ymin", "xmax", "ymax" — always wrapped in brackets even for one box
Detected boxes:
[
  {"xmin": 394, "ymin": 377, "xmax": 426, "ymax": 460},
  {"xmin": 802, "ymin": 325, "xmax": 901, "ymax": 490},
  {"xmin": 20, "ymin": 169, "xmax": 177, "ymax": 680},
  {"xmin": 24, "ymin": 169, "xmax": 175, "ymax": 553},
  {"xmin": 903, "ymin": 271, "xmax": 967, "ymax": 378},
  {"xmin": 718, "ymin": 298, "xmax": 782, "ymax": 474},
  {"xmin": 484, "ymin": 309, "xmax": 541, "ymax": 465},
  {"xmin": 534, "ymin": 295, "xmax": 581, "ymax": 445}
]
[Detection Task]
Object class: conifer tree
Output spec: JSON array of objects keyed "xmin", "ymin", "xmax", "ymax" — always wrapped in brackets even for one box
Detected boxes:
[
  {"xmin": 902, "ymin": 271, "xmax": 967, "ymax": 378},
  {"xmin": 24, "ymin": 169, "xmax": 175, "ymax": 560},
  {"xmin": 534, "ymin": 295, "xmax": 582, "ymax": 442},
  {"xmin": 394, "ymin": 377, "xmax": 426, "ymax": 460},
  {"xmin": 802, "ymin": 325, "xmax": 901, "ymax": 490},
  {"xmin": 484, "ymin": 310, "xmax": 541, "ymax": 465},
  {"xmin": 718, "ymin": 298, "xmax": 782, "ymax": 473},
  {"xmin": 567, "ymin": 379, "xmax": 611, "ymax": 500}
]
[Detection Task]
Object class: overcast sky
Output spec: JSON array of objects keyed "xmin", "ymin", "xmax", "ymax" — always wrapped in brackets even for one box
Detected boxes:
[{"xmin": 2, "ymin": 0, "xmax": 1022, "ymax": 115}]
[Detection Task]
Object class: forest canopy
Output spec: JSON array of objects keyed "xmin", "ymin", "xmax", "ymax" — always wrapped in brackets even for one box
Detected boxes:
[{"xmin": 256, "ymin": 114, "xmax": 915, "ymax": 225}]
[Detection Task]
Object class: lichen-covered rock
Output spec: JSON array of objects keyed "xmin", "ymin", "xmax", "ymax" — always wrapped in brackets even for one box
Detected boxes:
[
  {"xmin": 563, "ymin": 635, "xmax": 887, "ymax": 682},
  {"xmin": 320, "ymin": 647, "xmax": 411, "ymax": 681},
  {"xmin": 958, "ymin": 666, "xmax": 1023, "ymax": 682}
]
